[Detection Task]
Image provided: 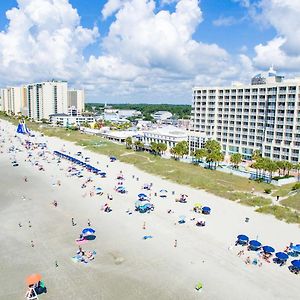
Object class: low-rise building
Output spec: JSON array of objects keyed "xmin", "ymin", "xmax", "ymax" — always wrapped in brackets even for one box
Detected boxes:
[
  {"xmin": 152, "ymin": 111, "xmax": 172, "ymax": 121},
  {"xmin": 49, "ymin": 113, "xmax": 95, "ymax": 127},
  {"xmin": 141, "ymin": 126, "xmax": 187, "ymax": 150}
]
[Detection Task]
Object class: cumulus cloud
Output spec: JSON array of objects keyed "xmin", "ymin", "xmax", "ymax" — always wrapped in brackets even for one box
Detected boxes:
[
  {"xmin": 0, "ymin": 0, "xmax": 254, "ymax": 102},
  {"xmin": 213, "ymin": 16, "xmax": 238, "ymax": 27},
  {"xmin": 0, "ymin": 0, "xmax": 98, "ymax": 83}
]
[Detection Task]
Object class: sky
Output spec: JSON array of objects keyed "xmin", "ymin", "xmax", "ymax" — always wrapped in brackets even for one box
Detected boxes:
[{"xmin": 0, "ymin": 0, "xmax": 299, "ymax": 104}]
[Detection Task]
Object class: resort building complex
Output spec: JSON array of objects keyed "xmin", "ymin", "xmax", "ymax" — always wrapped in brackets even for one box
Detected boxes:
[
  {"xmin": 190, "ymin": 68, "xmax": 300, "ymax": 163},
  {"xmin": 0, "ymin": 81, "xmax": 85, "ymax": 120}
]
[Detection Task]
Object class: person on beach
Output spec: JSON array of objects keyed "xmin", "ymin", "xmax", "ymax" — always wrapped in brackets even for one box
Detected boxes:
[
  {"xmin": 31, "ymin": 240, "xmax": 34, "ymax": 248},
  {"xmin": 18, "ymin": 222, "xmax": 22, "ymax": 227},
  {"xmin": 143, "ymin": 222, "xmax": 146, "ymax": 230},
  {"xmin": 88, "ymin": 219, "xmax": 91, "ymax": 226},
  {"xmin": 72, "ymin": 218, "xmax": 76, "ymax": 226},
  {"xmin": 28, "ymin": 221, "xmax": 32, "ymax": 228},
  {"xmin": 24, "ymin": 176, "xmax": 28, "ymax": 182},
  {"xmin": 174, "ymin": 240, "xmax": 177, "ymax": 248}
]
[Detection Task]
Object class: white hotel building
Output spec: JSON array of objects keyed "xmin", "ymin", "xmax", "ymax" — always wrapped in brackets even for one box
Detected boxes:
[
  {"xmin": 1, "ymin": 81, "xmax": 85, "ymax": 121},
  {"xmin": 190, "ymin": 68, "xmax": 300, "ymax": 163}
]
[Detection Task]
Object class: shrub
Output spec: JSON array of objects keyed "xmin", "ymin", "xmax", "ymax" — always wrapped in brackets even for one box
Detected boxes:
[
  {"xmin": 264, "ymin": 188, "xmax": 272, "ymax": 194},
  {"xmin": 292, "ymin": 183, "xmax": 300, "ymax": 191}
]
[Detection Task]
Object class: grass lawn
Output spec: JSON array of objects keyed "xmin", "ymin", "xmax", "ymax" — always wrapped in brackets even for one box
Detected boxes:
[{"xmin": 1, "ymin": 113, "xmax": 300, "ymax": 224}]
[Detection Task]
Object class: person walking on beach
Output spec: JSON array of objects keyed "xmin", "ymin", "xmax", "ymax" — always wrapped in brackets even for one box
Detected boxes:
[
  {"xmin": 28, "ymin": 220, "xmax": 32, "ymax": 228},
  {"xmin": 55, "ymin": 260, "xmax": 58, "ymax": 268},
  {"xmin": 72, "ymin": 218, "xmax": 76, "ymax": 226},
  {"xmin": 143, "ymin": 222, "xmax": 146, "ymax": 230},
  {"xmin": 174, "ymin": 240, "xmax": 177, "ymax": 248},
  {"xmin": 30, "ymin": 240, "xmax": 34, "ymax": 248},
  {"xmin": 88, "ymin": 219, "xmax": 91, "ymax": 227},
  {"xmin": 24, "ymin": 176, "xmax": 28, "ymax": 182}
]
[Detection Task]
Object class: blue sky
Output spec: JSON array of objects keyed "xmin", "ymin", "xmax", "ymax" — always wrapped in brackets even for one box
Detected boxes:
[{"xmin": 0, "ymin": 0, "xmax": 298, "ymax": 103}]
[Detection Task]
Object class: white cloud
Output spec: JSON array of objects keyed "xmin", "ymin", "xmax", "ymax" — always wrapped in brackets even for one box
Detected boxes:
[
  {"xmin": 213, "ymin": 16, "xmax": 238, "ymax": 27},
  {"xmin": 252, "ymin": 0, "xmax": 300, "ymax": 71},
  {"xmin": 0, "ymin": 0, "xmax": 98, "ymax": 83},
  {"xmin": 0, "ymin": 0, "xmax": 254, "ymax": 103}
]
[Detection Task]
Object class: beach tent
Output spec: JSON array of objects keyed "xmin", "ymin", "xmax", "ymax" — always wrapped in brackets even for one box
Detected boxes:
[
  {"xmin": 263, "ymin": 246, "xmax": 275, "ymax": 254},
  {"xmin": 85, "ymin": 234, "xmax": 96, "ymax": 241},
  {"xmin": 249, "ymin": 240, "xmax": 262, "ymax": 251},
  {"xmin": 110, "ymin": 156, "xmax": 117, "ymax": 161},
  {"xmin": 17, "ymin": 121, "xmax": 31, "ymax": 135}
]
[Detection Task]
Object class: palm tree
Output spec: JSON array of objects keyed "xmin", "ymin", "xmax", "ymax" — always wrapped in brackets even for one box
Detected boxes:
[
  {"xmin": 286, "ymin": 161, "xmax": 293, "ymax": 176},
  {"xmin": 125, "ymin": 137, "xmax": 133, "ymax": 149},
  {"xmin": 230, "ymin": 153, "xmax": 242, "ymax": 169},
  {"xmin": 251, "ymin": 149, "xmax": 261, "ymax": 161},
  {"xmin": 134, "ymin": 141, "xmax": 144, "ymax": 151}
]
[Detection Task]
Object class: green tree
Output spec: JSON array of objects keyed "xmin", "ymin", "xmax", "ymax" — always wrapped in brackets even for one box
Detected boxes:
[
  {"xmin": 251, "ymin": 149, "xmax": 261, "ymax": 161},
  {"xmin": 265, "ymin": 159, "xmax": 278, "ymax": 181},
  {"xmin": 294, "ymin": 163, "xmax": 300, "ymax": 182},
  {"xmin": 230, "ymin": 153, "xmax": 242, "ymax": 169},
  {"xmin": 125, "ymin": 137, "xmax": 133, "ymax": 149},
  {"xmin": 193, "ymin": 148, "xmax": 206, "ymax": 162},
  {"xmin": 204, "ymin": 140, "xmax": 223, "ymax": 169},
  {"xmin": 134, "ymin": 140, "xmax": 144, "ymax": 151},
  {"xmin": 157, "ymin": 143, "xmax": 167, "ymax": 155}
]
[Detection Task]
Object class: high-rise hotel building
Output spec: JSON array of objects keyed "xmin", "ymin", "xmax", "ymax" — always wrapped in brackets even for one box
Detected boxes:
[
  {"xmin": 190, "ymin": 68, "xmax": 300, "ymax": 163},
  {"xmin": 0, "ymin": 80, "xmax": 85, "ymax": 121}
]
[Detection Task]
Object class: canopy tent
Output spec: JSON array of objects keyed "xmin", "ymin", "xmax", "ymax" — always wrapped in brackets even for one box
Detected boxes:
[
  {"xmin": 263, "ymin": 246, "xmax": 275, "ymax": 254},
  {"xmin": 275, "ymin": 252, "xmax": 289, "ymax": 261}
]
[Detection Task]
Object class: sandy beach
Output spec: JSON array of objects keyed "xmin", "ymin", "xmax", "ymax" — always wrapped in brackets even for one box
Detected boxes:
[{"xmin": 0, "ymin": 118, "xmax": 299, "ymax": 300}]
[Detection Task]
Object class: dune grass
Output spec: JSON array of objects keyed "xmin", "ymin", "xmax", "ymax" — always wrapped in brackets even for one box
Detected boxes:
[
  {"xmin": 256, "ymin": 205, "xmax": 300, "ymax": 224},
  {"xmin": 281, "ymin": 193, "xmax": 300, "ymax": 211}
]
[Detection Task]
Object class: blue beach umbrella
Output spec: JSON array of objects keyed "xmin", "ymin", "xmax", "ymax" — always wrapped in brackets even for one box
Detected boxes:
[
  {"xmin": 275, "ymin": 252, "xmax": 289, "ymax": 261},
  {"xmin": 160, "ymin": 189, "xmax": 167, "ymax": 193},
  {"xmin": 237, "ymin": 234, "xmax": 249, "ymax": 242},
  {"xmin": 291, "ymin": 245, "xmax": 300, "ymax": 253},
  {"xmin": 291, "ymin": 260, "xmax": 300, "ymax": 269},
  {"xmin": 202, "ymin": 206, "xmax": 211, "ymax": 214},
  {"xmin": 82, "ymin": 228, "xmax": 95, "ymax": 235},
  {"xmin": 138, "ymin": 193, "xmax": 147, "ymax": 198},
  {"xmin": 263, "ymin": 246, "xmax": 275, "ymax": 254},
  {"xmin": 249, "ymin": 240, "xmax": 262, "ymax": 250}
]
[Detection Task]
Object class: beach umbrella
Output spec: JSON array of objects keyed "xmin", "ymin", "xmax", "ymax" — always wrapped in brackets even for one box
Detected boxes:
[
  {"xmin": 249, "ymin": 240, "xmax": 262, "ymax": 249},
  {"xmin": 160, "ymin": 189, "xmax": 167, "ymax": 193},
  {"xmin": 82, "ymin": 228, "xmax": 95, "ymax": 235},
  {"xmin": 291, "ymin": 260, "xmax": 300, "ymax": 269},
  {"xmin": 26, "ymin": 274, "xmax": 42, "ymax": 286},
  {"xmin": 194, "ymin": 203, "xmax": 202, "ymax": 208},
  {"xmin": 275, "ymin": 252, "xmax": 289, "ymax": 261},
  {"xmin": 179, "ymin": 215, "xmax": 186, "ymax": 220},
  {"xmin": 84, "ymin": 234, "xmax": 96, "ymax": 241},
  {"xmin": 237, "ymin": 234, "xmax": 249, "ymax": 242},
  {"xmin": 202, "ymin": 206, "xmax": 211, "ymax": 214},
  {"xmin": 291, "ymin": 245, "xmax": 300, "ymax": 253},
  {"xmin": 263, "ymin": 246, "xmax": 275, "ymax": 254},
  {"xmin": 138, "ymin": 193, "xmax": 147, "ymax": 198}
]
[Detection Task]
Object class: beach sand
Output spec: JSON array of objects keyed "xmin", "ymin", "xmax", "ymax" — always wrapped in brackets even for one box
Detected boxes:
[{"xmin": 0, "ymin": 119, "xmax": 299, "ymax": 300}]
